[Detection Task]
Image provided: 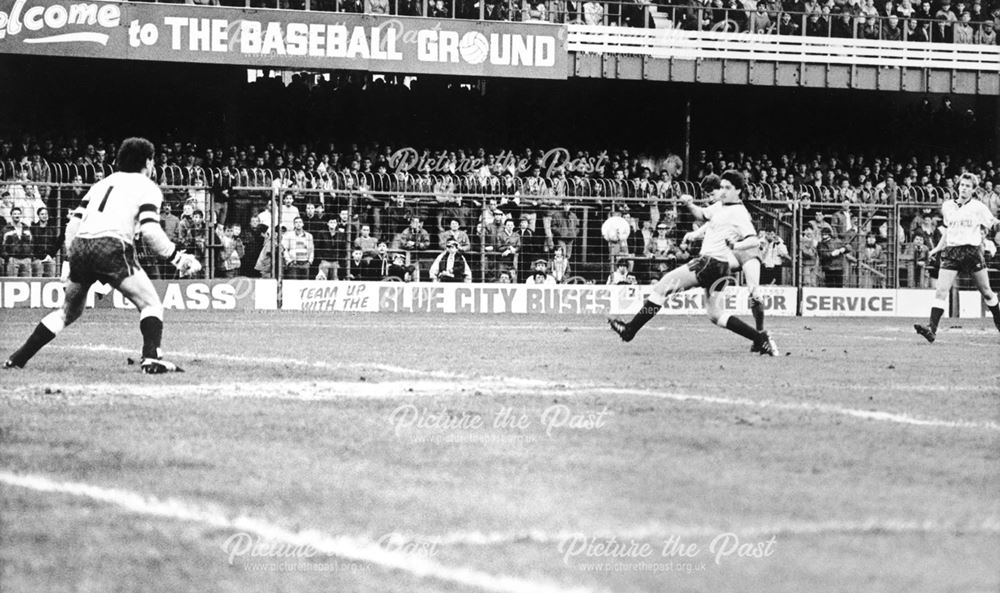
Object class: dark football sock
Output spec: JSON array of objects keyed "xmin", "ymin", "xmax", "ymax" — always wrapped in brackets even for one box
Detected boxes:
[
  {"xmin": 8, "ymin": 323, "xmax": 57, "ymax": 367},
  {"xmin": 750, "ymin": 299, "xmax": 765, "ymax": 331},
  {"xmin": 140, "ymin": 317, "xmax": 163, "ymax": 360},
  {"xmin": 929, "ymin": 307, "xmax": 944, "ymax": 332},
  {"xmin": 988, "ymin": 303, "xmax": 1000, "ymax": 325},
  {"xmin": 627, "ymin": 300, "xmax": 663, "ymax": 334},
  {"xmin": 725, "ymin": 316, "xmax": 760, "ymax": 342}
]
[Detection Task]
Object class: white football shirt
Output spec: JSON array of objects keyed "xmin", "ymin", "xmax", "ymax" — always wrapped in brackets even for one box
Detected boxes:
[
  {"xmin": 941, "ymin": 199, "xmax": 998, "ymax": 247},
  {"xmin": 700, "ymin": 201, "xmax": 757, "ymax": 260},
  {"xmin": 74, "ymin": 172, "xmax": 164, "ymax": 244}
]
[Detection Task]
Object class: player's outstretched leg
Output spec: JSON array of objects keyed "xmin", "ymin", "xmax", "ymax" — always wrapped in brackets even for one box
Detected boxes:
[
  {"xmin": 707, "ymin": 289, "xmax": 778, "ymax": 356},
  {"xmin": 971, "ymin": 269, "xmax": 1000, "ymax": 333},
  {"xmin": 5, "ymin": 281, "xmax": 89, "ymax": 369},
  {"xmin": 117, "ymin": 271, "xmax": 183, "ymax": 373},
  {"xmin": 915, "ymin": 269, "xmax": 956, "ymax": 343},
  {"xmin": 608, "ymin": 265, "xmax": 697, "ymax": 342}
]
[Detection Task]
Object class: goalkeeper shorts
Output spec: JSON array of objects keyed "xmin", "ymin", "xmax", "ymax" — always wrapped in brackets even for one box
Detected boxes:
[{"xmin": 68, "ymin": 237, "xmax": 140, "ymax": 287}]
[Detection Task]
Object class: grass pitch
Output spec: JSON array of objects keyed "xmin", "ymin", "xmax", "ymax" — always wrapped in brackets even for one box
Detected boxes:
[{"xmin": 1, "ymin": 310, "xmax": 998, "ymax": 593}]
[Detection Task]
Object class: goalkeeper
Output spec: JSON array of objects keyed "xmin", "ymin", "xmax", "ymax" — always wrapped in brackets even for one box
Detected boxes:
[{"xmin": 5, "ymin": 137, "xmax": 200, "ymax": 374}]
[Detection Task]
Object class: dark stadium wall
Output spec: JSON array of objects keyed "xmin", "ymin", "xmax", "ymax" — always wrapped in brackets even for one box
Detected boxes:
[{"xmin": 0, "ymin": 55, "xmax": 994, "ymax": 164}]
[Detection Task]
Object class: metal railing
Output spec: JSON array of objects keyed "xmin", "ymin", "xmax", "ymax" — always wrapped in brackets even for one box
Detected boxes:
[{"xmin": 3, "ymin": 167, "xmax": 996, "ymax": 286}]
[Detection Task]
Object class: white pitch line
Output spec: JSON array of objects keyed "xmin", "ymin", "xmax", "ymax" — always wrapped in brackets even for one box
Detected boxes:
[
  {"xmin": 20, "ymin": 345, "xmax": 999, "ymax": 431},
  {"xmin": 595, "ymin": 387, "xmax": 1000, "ymax": 431},
  {"xmin": 0, "ymin": 471, "xmax": 599, "ymax": 593},
  {"xmin": 397, "ymin": 517, "xmax": 1000, "ymax": 548},
  {"xmin": 50, "ymin": 344, "xmax": 463, "ymax": 379}
]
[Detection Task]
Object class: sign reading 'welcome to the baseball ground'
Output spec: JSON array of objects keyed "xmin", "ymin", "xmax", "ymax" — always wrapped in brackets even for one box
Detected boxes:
[{"xmin": 0, "ymin": 0, "xmax": 568, "ymax": 79}]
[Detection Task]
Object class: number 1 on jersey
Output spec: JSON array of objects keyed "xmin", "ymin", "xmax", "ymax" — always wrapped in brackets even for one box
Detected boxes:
[{"xmin": 98, "ymin": 186, "xmax": 113, "ymax": 212}]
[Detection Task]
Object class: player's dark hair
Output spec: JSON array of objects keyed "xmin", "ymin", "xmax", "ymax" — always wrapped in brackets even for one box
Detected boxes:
[
  {"xmin": 116, "ymin": 137, "xmax": 155, "ymax": 173},
  {"xmin": 10, "ymin": 207, "xmax": 21, "ymax": 214},
  {"xmin": 701, "ymin": 174, "xmax": 721, "ymax": 193},
  {"xmin": 721, "ymin": 169, "xmax": 745, "ymax": 191}
]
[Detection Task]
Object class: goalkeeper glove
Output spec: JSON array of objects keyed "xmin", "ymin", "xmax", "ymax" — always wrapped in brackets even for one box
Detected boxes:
[{"xmin": 171, "ymin": 250, "xmax": 202, "ymax": 277}]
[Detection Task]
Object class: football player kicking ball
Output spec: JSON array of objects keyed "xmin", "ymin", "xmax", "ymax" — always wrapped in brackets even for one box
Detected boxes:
[
  {"xmin": 914, "ymin": 172, "xmax": 1000, "ymax": 342},
  {"xmin": 608, "ymin": 170, "xmax": 778, "ymax": 355},
  {"xmin": 682, "ymin": 175, "xmax": 769, "ymax": 352},
  {"xmin": 4, "ymin": 137, "xmax": 201, "ymax": 373}
]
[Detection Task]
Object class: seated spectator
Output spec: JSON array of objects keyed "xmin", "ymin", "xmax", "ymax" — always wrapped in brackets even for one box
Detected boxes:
[
  {"xmin": 386, "ymin": 252, "xmax": 414, "ymax": 281},
  {"xmin": 606, "ymin": 260, "xmax": 633, "ymax": 285},
  {"xmin": 429, "ymin": 238, "xmax": 472, "ymax": 283},
  {"xmin": 526, "ymin": 269, "xmax": 556, "ymax": 285}
]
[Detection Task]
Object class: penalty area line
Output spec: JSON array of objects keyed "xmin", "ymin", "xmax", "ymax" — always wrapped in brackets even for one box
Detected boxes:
[{"xmin": 0, "ymin": 471, "xmax": 599, "ymax": 593}]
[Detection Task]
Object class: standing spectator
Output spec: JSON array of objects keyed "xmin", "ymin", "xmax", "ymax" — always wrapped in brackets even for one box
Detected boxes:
[
  {"xmin": 516, "ymin": 217, "xmax": 538, "ymax": 281},
  {"xmin": 429, "ymin": 238, "xmax": 472, "ymax": 283},
  {"xmin": 760, "ymin": 230, "xmax": 790, "ymax": 284},
  {"xmin": 550, "ymin": 203, "xmax": 580, "ymax": 260},
  {"xmin": 953, "ymin": 10, "xmax": 975, "ymax": 43},
  {"xmin": 974, "ymin": 19, "xmax": 996, "ymax": 44},
  {"xmin": 315, "ymin": 218, "xmax": 350, "ymax": 280},
  {"xmin": 883, "ymin": 14, "xmax": 904, "ymax": 39},
  {"xmin": 370, "ymin": 242, "xmax": 393, "ymax": 279},
  {"xmin": 550, "ymin": 246, "xmax": 571, "ymax": 283},
  {"xmin": 3, "ymin": 208, "xmax": 33, "ymax": 277},
  {"xmin": 354, "ymin": 224, "xmax": 379, "ymax": 256},
  {"xmin": 179, "ymin": 210, "xmax": 209, "ymax": 276},
  {"xmin": 7, "ymin": 170, "xmax": 45, "ymax": 225},
  {"xmin": 30, "ymin": 207, "xmax": 59, "ymax": 278},
  {"xmin": 776, "ymin": 11, "xmax": 801, "ymax": 34},
  {"xmin": 161, "ymin": 202, "xmax": 181, "ymax": 244},
  {"xmin": 242, "ymin": 214, "xmax": 267, "ymax": 278},
  {"xmin": 439, "ymin": 219, "xmax": 472, "ymax": 251},
  {"xmin": 800, "ymin": 227, "xmax": 820, "ymax": 286},
  {"xmin": 281, "ymin": 217, "xmax": 314, "ymax": 280},
  {"xmin": 748, "ymin": 2, "xmax": 773, "ymax": 32},
  {"xmin": 494, "ymin": 218, "xmax": 520, "ymax": 279},
  {"xmin": 858, "ymin": 234, "xmax": 885, "ymax": 288},
  {"xmin": 215, "ymin": 223, "xmax": 245, "ymax": 279},
  {"xmin": 302, "ymin": 202, "xmax": 327, "ymax": 237},
  {"xmin": 818, "ymin": 226, "xmax": 851, "ymax": 287},
  {"xmin": 278, "ymin": 192, "xmax": 301, "ymax": 232},
  {"xmin": 903, "ymin": 234, "xmax": 931, "ymax": 287}
]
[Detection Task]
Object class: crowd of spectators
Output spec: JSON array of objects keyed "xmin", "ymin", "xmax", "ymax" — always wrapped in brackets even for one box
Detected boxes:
[
  {"xmin": 161, "ymin": 0, "xmax": 1000, "ymax": 43},
  {"xmin": 2, "ymin": 122, "xmax": 998, "ymax": 284}
]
